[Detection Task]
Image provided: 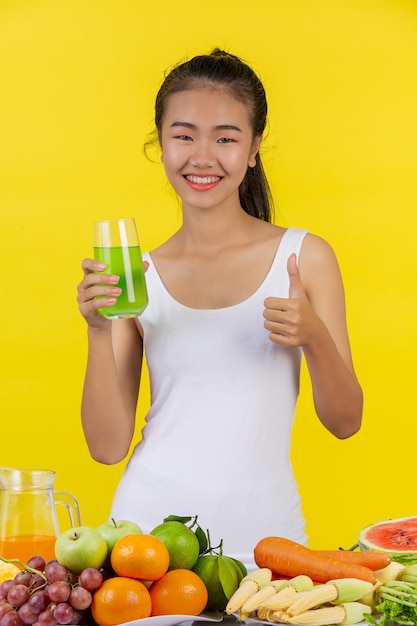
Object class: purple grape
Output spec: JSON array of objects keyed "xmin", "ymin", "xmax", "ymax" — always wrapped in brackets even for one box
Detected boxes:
[
  {"xmin": 7, "ymin": 586, "xmax": 30, "ymax": 608},
  {"xmin": 0, "ymin": 610, "xmax": 23, "ymax": 626},
  {"xmin": 68, "ymin": 609, "xmax": 82, "ymax": 625},
  {"xmin": 68, "ymin": 587, "xmax": 92, "ymax": 611},
  {"xmin": 12, "ymin": 575, "xmax": 30, "ymax": 589},
  {"xmin": 47, "ymin": 582, "xmax": 70, "ymax": 604},
  {"xmin": 17, "ymin": 603, "xmax": 39, "ymax": 625},
  {"xmin": 0, "ymin": 605, "xmax": 13, "ymax": 620},
  {"xmin": 38, "ymin": 608, "xmax": 57, "ymax": 626},
  {"xmin": 0, "ymin": 582, "xmax": 15, "ymax": 601},
  {"xmin": 78, "ymin": 568, "xmax": 102, "ymax": 591},
  {"xmin": 29, "ymin": 574, "xmax": 46, "ymax": 592},
  {"xmin": 26, "ymin": 556, "xmax": 47, "ymax": 572},
  {"xmin": 28, "ymin": 590, "xmax": 49, "ymax": 614},
  {"xmin": 53, "ymin": 604, "xmax": 74, "ymax": 626},
  {"xmin": 44, "ymin": 564, "xmax": 68, "ymax": 584}
]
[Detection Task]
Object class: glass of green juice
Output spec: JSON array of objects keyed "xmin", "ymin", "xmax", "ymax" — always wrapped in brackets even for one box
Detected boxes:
[{"xmin": 93, "ymin": 218, "xmax": 148, "ymax": 319}]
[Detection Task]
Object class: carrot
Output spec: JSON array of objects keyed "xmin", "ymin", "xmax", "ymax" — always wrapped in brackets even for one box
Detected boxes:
[
  {"xmin": 315, "ymin": 549, "xmax": 391, "ymax": 571},
  {"xmin": 254, "ymin": 537, "xmax": 377, "ymax": 584}
]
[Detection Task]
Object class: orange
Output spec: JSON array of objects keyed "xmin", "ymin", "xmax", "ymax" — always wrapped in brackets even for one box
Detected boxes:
[
  {"xmin": 149, "ymin": 568, "xmax": 208, "ymax": 616},
  {"xmin": 110, "ymin": 533, "xmax": 170, "ymax": 581},
  {"xmin": 91, "ymin": 576, "xmax": 151, "ymax": 626}
]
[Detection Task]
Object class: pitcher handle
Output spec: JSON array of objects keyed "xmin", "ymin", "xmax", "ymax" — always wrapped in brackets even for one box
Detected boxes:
[{"xmin": 53, "ymin": 491, "xmax": 82, "ymax": 529}]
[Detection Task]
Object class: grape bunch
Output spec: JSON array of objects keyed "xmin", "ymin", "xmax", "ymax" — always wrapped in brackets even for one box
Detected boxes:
[{"xmin": 0, "ymin": 557, "xmax": 103, "ymax": 626}]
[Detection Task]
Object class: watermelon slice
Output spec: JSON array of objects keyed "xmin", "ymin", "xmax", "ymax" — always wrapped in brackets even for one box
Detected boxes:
[{"xmin": 359, "ymin": 516, "xmax": 417, "ymax": 565}]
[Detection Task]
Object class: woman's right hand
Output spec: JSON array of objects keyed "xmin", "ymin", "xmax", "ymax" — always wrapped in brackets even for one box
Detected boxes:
[{"xmin": 77, "ymin": 258, "xmax": 121, "ymax": 329}]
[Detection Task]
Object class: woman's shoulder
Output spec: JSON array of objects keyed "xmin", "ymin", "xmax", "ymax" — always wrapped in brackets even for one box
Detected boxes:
[
  {"xmin": 300, "ymin": 232, "xmax": 339, "ymax": 264},
  {"xmin": 298, "ymin": 232, "xmax": 343, "ymax": 291}
]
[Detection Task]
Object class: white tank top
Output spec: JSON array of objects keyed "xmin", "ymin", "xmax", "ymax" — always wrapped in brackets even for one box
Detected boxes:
[{"xmin": 111, "ymin": 227, "xmax": 308, "ymax": 570}]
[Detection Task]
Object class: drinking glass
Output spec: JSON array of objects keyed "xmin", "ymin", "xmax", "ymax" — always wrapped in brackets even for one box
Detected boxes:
[{"xmin": 93, "ymin": 218, "xmax": 148, "ymax": 319}]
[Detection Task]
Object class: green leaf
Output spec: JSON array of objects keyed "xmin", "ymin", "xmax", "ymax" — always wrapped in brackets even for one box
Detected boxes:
[
  {"xmin": 218, "ymin": 554, "xmax": 238, "ymax": 600},
  {"xmin": 163, "ymin": 515, "xmax": 192, "ymax": 524},
  {"xmin": 195, "ymin": 526, "xmax": 208, "ymax": 555}
]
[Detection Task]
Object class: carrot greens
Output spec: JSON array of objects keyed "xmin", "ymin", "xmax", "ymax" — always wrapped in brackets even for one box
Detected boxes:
[{"xmin": 365, "ymin": 578, "xmax": 417, "ymax": 626}]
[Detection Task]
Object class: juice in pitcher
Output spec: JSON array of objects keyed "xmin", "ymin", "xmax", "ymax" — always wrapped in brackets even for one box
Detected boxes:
[{"xmin": 0, "ymin": 534, "xmax": 56, "ymax": 564}]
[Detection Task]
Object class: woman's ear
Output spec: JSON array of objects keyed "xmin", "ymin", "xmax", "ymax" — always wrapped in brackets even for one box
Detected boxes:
[
  {"xmin": 248, "ymin": 134, "xmax": 262, "ymax": 168},
  {"xmin": 248, "ymin": 153, "xmax": 257, "ymax": 168}
]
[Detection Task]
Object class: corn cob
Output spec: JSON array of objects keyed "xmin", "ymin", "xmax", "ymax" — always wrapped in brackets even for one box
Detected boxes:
[
  {"xmin": 269, "ymin": 610, "xmax": 287, "ymax": 623},
  {"xmin": 356, "ymin": 585, "xmax": 375, "ymax": 611},
  {"xmin": 240, "ymin": 576, "xmax": 310, "ymax": 614},
  {"xmin": 225, "ymin": 567, "xmax": 272, "ymax": 614},
  {"xmin": 375, "ymin": 561, "xmax": 405, "ymax": 584},
  {"xmin": 240, "ymin": 579, "xmax": 288, "ymax": 613},
  {"xmin": 257, "ymin": 608, "xmax": 287, "ymax": 623},
  {"xmin": 284, "ymin": 601, "xmax": 370, "ymax": 625},
  {"xmin": 259, "ymin": 589, "xmax": 312, "ymax": 612},
  {"xmin": 400, "ymin": 564, "xmax": 417, "ymax": 583},
  {"xmin": 256, "ymin": 607, "xmax": 270, "ymax": 621},
  {"xmin": 256, "ymin": 576, "xmax": 314, "ymax": 611},
  {"xmin": 257, "ymin": 607, "xmax": 273, "ymax": 621},
  {"xmin": 287, "ymin": 578, "xmax": 373, "ymax": 616}
]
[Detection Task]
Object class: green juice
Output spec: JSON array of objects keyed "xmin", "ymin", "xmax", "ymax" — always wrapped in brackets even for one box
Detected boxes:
[{"xmin": 94, "ymin": 245, "xmax": 148, "ymax": 318}]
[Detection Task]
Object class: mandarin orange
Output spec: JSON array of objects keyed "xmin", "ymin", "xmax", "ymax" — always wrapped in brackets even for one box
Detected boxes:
[
  {"xmin": 149, "ymin": 568, "xmax": 208, "ymax": 616},
  {"xmin": 110, "ymin": 533, "xmax": 170, "ymax": 581},
  {"xmin": 91, "ymin": 576, "xmax": 151, "ymax": 626}
]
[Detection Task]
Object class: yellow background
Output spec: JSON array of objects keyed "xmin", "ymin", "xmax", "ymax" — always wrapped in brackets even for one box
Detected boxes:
[{"xmin": 1, "ymin": 0, "xmax": 416, "ymax": 550}]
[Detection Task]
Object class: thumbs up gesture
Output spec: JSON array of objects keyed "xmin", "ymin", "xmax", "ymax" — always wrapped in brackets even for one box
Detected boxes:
[
  {"xmin": 263, "ymin": 253, "xmax": 320, "ymax": 347},
  {"xmin": 287, "ymin": 252, "xmax": 307, "ymax": 300}
]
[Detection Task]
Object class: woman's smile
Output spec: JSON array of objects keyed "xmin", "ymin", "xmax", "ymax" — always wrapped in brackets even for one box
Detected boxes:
[{"xmin": 184, "ymin": 174, "xmax": 223, "ymax": 190}]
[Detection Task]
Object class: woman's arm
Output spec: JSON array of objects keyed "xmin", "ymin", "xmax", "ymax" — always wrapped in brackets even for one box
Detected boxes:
[
  {"xmin": 263, "ymin": 234, "xmax": 363, "ymax": 438},
  {"xmin": 77, "ymin": 258, "xmax": 144, "ymax": 464},
  {"xmin": 81, "ymin": 319, "xmax": 143, "ymax": 464}
]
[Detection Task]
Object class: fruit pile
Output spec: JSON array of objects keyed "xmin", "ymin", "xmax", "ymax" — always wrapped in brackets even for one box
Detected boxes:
[
  {"xmin": 0, "ymin": 514, "xmax": 246, "ymax": 626},
  {"xmin": 0, "ymin": 556, "xmax": 102, "ymax": 626}
]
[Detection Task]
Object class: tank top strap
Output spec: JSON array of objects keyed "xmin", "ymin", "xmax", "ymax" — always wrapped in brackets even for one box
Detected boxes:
[
  {"xmin": 275, "ymin": 228, "xmax": 309, "ymax": 265},
  {"xmin": 262, "ymin": 227, "xmax": 309, "ymax": 298}
]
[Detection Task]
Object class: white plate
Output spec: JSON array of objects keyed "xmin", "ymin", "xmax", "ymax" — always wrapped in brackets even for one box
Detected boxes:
[
  {"xmin": 243, "ymin": 617, "xmax": 369, "ymax": 626},
  {"xmin": 121, "ymin": 612, "xmax": 223, "ymax": 626}
]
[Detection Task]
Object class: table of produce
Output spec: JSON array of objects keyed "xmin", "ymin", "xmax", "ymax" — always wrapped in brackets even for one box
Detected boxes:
[{"xmin": 1, "ymin": 515, "xmax": 417, "ymax": 626}]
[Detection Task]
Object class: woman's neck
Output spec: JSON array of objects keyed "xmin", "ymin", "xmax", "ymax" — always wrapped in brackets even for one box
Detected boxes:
[{"xmin": 177, "ymin": 204, "xmax": 258, "ymax": 252}]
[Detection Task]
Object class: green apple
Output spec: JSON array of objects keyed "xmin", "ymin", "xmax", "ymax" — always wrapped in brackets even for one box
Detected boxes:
[
  {"xmin": 96, "ymin": 518, "xmax": 143, "ymax": 553},
  {"xmin": 55, "ymin": 525, "xmax": 108, "ymax": 574}
]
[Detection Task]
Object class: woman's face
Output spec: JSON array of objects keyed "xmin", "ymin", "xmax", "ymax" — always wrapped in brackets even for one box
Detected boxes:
[{"xmin": 159, "ymin": 88, "xmax": 261, "ymax": 213}]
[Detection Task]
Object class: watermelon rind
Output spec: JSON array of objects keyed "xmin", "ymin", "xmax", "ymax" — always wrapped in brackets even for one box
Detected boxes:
[{"xmin": 358, "ymin": 516, "xmax": 417, "ymax": 565}]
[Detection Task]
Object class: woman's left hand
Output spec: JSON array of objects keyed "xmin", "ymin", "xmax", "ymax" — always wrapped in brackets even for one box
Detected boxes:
[{"xmin": 263, "ymin": 253, "xmax": 324, "ymax": 347}]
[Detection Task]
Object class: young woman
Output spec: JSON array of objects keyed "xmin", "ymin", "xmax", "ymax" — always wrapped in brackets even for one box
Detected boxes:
[{"xmin": 77, "ymin": 49, "xmax": 363, "ymax": 570}]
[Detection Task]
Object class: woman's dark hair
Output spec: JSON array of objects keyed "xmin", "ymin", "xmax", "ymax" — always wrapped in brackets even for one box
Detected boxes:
[{"xmin": 150, "ymin": 48, "xmax": 273, "ymax": 222}]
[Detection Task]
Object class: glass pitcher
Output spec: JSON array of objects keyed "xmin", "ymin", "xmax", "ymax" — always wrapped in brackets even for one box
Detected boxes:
[{"xmin": 0, "ymin": 468, "xmax": 81, "ymax": 564}]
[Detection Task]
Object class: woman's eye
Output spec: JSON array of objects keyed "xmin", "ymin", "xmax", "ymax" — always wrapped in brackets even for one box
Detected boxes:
[
  {"xmin": 218, "ymin": 137, "xmax": 233, "ymax": 143},
  {"xmin": 176, "ymin": 134, "xmax": 192, "ymax": 141}
]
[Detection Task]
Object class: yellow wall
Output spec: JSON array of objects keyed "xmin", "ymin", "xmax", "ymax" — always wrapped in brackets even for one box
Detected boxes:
[{"xmin": 1, "ymin": 0, "xmax": 416, "ymax": 550}]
